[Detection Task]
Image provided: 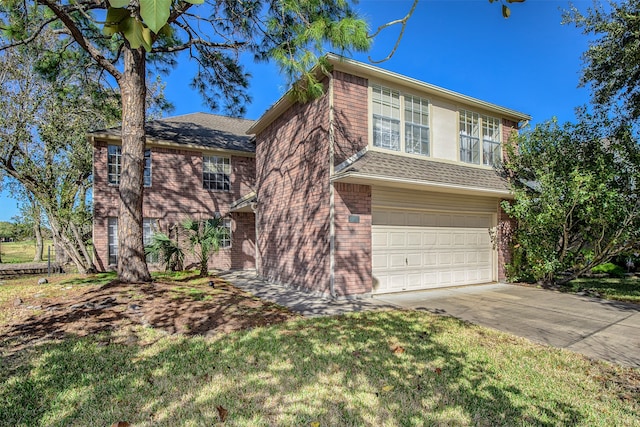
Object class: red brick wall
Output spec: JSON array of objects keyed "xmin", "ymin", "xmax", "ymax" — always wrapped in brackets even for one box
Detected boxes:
[
  {"xmin": 255, "ymin": 89, "xmax": 332, "ymax": 294},
  {"xmin": 93, "ymin": 140, "xmax": 255, "ymax": 272},
  {"xmin": 334, "ymin": 182, "xmax": 372, "ymax": 295},
  {"xmin": 333, "ymin": 71, "xmax": 369, "ymax": 166}
]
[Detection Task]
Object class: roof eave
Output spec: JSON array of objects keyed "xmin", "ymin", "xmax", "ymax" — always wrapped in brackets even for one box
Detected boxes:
[
  {"xmin": 325, "ymin": 53, "xmax": 531, "ymax": 122},
  {"xmin": 331, "ymin": 172, "xmax": 514, "ymax": 199},
  {"xmin": 248, "ymin": 53, "xmax": 531, "ymax": 135},
  {"xmin": 230, "ymin": 191, "xmax": 257, "ymax": 212},
  {"xmin": 90, "ymin": 133, "xmax": 256, "ymax": 156}
]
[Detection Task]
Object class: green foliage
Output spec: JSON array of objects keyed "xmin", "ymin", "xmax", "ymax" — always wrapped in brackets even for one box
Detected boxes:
[
  {"xmin": 500, "ymin": 113, "xmax": 640, "ymax": 285},
  {"xmin": 564, "ymin": 0, "xmax": 640, "ymax": 122},
  {"xmin": 0, "ymin": 221, "xmax": 18, "ymax": 240},
  {"xmin": 144, "ymin": 232, "xmax": 184, "ymax": 272},
  {"xmin": 182, "ymin": 217, "xmax": 229, "ymax": 277},
  {"xmin": 591, "ymin": 262, "xmax": 626, "ymax": 278}
]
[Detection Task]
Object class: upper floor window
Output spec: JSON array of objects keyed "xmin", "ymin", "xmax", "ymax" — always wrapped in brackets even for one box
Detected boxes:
[
  {"xmin": 203, "ymin": 155, "xmax": 231, "ymax": 191},
  {"xmin": 372, "ymin": 84, "xmax": 430, "ymax": 156},
  {"xmin": 482, "ymin": 116, "xmax": 501, "ymax": 167},
  {"xmin": 459, "ymin": 111, "xmax": 501, "ymax": 166},
  {"xmin": 108, "ymin": 145, "xmax": 152, "ymax": 187}
]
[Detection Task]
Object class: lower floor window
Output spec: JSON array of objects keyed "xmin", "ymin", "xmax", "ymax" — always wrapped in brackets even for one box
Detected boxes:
[
  {"xmin": 221, "ymin": 217, "xmax": 232, "ymax": 248},
  {"xmin": 107, "ymin": 217, "xmax": 159, "ymax": 265},
  {"xmin": 143, "ymin": 218, "xmax": 159, "ymax": 263},
  {"xmin": 108, "ymin": 218, "xmax": 118, "ymax": 265}
]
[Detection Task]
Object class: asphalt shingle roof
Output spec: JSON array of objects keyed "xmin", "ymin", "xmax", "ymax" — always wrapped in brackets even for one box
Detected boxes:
[
  {"xmin": 95, "ymin": 113, "xmax": 256, "ymax": 153},
  {"xmin": 334, "ymin": 150, "xmax": 509, "ymax": 192}
]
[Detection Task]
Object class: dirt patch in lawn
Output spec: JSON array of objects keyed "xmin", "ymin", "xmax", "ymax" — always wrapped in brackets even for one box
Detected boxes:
[{"xmin": 1, "ymin": 276, "xmax": 299, "ymax": 351}]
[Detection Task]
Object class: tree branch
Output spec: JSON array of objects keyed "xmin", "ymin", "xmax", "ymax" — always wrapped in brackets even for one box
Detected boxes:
[
  {"xmin": 0, "ymin": 17, "xmax": 58, "ymax": 51},
  {"xmin": 368, "ymin": 0, "xmax": 418, "ymax": 64},
  {"xmin": 151, "ymin": 38, "xmax": 246, "ymax": 54},
  {"xmin": 37, "ymin": 0, "xmax": 122, "ymax": 80}
]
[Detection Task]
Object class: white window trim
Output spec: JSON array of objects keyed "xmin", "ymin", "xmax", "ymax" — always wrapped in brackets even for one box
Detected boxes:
[
  {"xmin": 107, "ymin": 217, "xmax": 118, "ymax": 265},
  {"xmin": 221, "ymin": 217, "xmax": 232, "ymax": 249},
  {"xmin": 203, "ymin": 155, "xmax": 231, "ymax": 192},
  {"xmin": 458, "ymin": 110, "xmax": 502, "ymax": 167},
  {"xmin": 107, "ymin": 217, "xmax": 160, "ymax": 266},
  {"xmin": 107, "ymin": 145, "xmax": 152, "ymax": 187},
  {"xmin": 369, "ymin": 83, "xmax": 432, "ymax": 157}
]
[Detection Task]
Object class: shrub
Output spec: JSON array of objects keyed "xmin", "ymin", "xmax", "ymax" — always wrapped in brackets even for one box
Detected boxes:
[{"xmin": 591, "ymin": 262, "xmax": 625, "ymax": 278}]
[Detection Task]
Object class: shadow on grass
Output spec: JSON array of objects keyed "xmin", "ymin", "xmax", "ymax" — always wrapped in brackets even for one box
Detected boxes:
[
  {"xmin": 1, "ymin": 311, "xmax": 627, "ymax": 426},
  {"xmin": 59, "ymin": 272, "xmax": 118, "ymax": 287},
  {"xmin": 565, "ymin": 278, "xmax": 640, "ymax": 304}
]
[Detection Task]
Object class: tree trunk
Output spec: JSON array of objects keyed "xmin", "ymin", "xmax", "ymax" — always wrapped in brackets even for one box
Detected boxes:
[
  {"xmin": 116, "ymin": 46, "xmax": 151, "ymax": 283},
  {"xmin": 54, "ymin": 238, "xmax": 68, "ymax": 264},
  {"xmin": 48, "ymin": 215, "xmax": 94, "ymax": 273},
  {"xmin": 33, "ymin": 208, "xmax": 43, "ymax": 262}
]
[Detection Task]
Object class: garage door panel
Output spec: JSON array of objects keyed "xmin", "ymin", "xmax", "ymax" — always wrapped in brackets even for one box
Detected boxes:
[
  {"xmin": 423, "ymin": 232, "xmax": 437, "ymax": 245},
  {"xmin": 372, "ymin": 232, "xmax": 388, "ymax": 248},
  {"xmin": 422, "ymin": 215, "xmax": 438, "ymax": 227},
  {"xmin": 407, "ymin": 233, "xmax": 422, "ymax": 246},
  {"xmin": 438, "ymin": 233, "xmax": 452, "ymax": 246},
  {"xmin": 423, "ymin": 253, "xmax": 437, "ymax": 266},
  {"xmin": 407, "ymin": 253, "xmax": 422, "ymax": 267},
  {"xmin": 372, "ymin": 208, "xmax": 495, "ymax": 294},
  {"xmin": 390, "ymin": 254, "xmax": 406, "ymax": 268},
  {"xmin": 452, "ymin": 253, "xmax": 466, "ymax": 265},
  {"xmin": 406, "ymin": 213, "xmax": 422, "ymax": 226},
  {"xmin": 372, "ymin": 253, "xmax": 388, "ymax": 269},
  {"xmin": 452, "ymin": 233, "xmax": 465, "ymax": 246},
  {"xmin": 389, "ymin": 232, "xmax": 406, "ymax": 247},
  {"xmin": 438, "ymin": 253, "xmax": 452, "ymax": 265}
]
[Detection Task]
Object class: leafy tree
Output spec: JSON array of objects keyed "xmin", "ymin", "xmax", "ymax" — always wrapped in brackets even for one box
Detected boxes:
[
  {"xmin": 182, "ymin": 217, "xmax": 229, "ymax": 277},
  {"xmin": 564, "ymin": 0, "xmax": 640, "ymax": 122},
  {"xmin": 0, "ymin": 221, "xmax": 17, "ymax": 240},
  {"xmin": 0, "ymin": 27, "xmax": 122, "ymax": 273},
  {"xmin": 0, "ymin": 0, "xmax": 377, "ymax": 283},
  {"xmin": 500, "ymin": 112, "xmax": 640, "ymax": 285}
]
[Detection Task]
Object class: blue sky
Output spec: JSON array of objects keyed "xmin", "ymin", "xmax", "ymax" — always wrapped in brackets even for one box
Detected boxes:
[{"xmin": 0, "ymin": 0, "xmax": 593, "ymax": 222}]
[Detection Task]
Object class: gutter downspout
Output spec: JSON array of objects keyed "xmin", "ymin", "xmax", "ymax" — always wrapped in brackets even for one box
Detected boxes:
[
  {"xmin": 328, "ymin": 71, "xmax": 337, "ymax": 299},
  {"xmin": 250, "ymin": 201, "xmax": 260, "ymax": 276}
]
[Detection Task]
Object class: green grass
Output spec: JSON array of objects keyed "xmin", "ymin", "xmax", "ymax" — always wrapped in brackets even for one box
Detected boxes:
[
  {"xmin": 0, "ymin": 240, "xmax": 55, "ymax": 264},
  {"xmin": 1, "ymin": 310, "xmax": 638, "ymax": 426},
  {"xmin": 565, "ymin": 277, "xmax": 640, "ymax": 303}
]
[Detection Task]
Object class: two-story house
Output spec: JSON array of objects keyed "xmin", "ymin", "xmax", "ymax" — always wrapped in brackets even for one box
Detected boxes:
[
  {"xmin": 245, "ymin": 54, "xmax": 529, "ymax": 296},
  {"xmin": 91, "ymin": 113, "xmax": 257, "ymax": 272},
  {"xmin": 92, "ymin": 54, "xmax": 529, "ymax": 297}
]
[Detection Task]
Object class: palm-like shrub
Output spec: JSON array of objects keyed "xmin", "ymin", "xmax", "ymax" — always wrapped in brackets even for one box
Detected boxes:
[
  {"xmin": 182, "ymin": 217, "xmax": 229, "ymax": 277},
  {"xmin": 144, "ymin": 232, "xmax": 184, "ymax": 272}
]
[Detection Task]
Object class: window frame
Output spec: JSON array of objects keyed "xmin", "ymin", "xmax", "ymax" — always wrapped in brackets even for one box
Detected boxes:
[
  {"xmin": 221, "ymin": 217, "xmax": 232, "ymax": 249},
  {"xmin": 107, "ymin": 217, "xmax": 118, "ymax": 265},
  {"xmin": 107, "ymin": 145, "xmax": 152, "ymax": 187},
  {"xmin": 143, "ymin": 218, "xmax": 159, "ymax": 263},
  {"xmin": 107, "ymin": 217, "xmax": 159, "ymax": 265},
  {"xmin": 459, "ymin": 110, "xmax": 502, "ymax": 167},
  {"xmin": 370, "ymin": 84, "xmax": 431, "ymax": 157},
  {"xmin": 203, "ymin": 155, "xmax": 231, "ymax": 192}
]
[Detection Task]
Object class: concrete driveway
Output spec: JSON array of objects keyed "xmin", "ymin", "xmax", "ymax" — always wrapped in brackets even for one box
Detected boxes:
[{"xmin": 375, "ymin": 283, "xmax": 640, "ymax": 368}]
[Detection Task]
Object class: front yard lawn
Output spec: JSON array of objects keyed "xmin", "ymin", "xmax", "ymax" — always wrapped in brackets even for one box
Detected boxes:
[
  {"xmin": 564, "ymin": 277, "xmax": 640, "ymax": 303},
  {"xmin": 1, "ymin": 273, "xmax": 638, "ymax": 426}
]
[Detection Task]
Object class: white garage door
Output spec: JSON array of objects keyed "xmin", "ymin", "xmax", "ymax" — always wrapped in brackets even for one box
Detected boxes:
[{"xmin": 372, "ymin": 209, "xmax": 494, "ymax": 294}]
